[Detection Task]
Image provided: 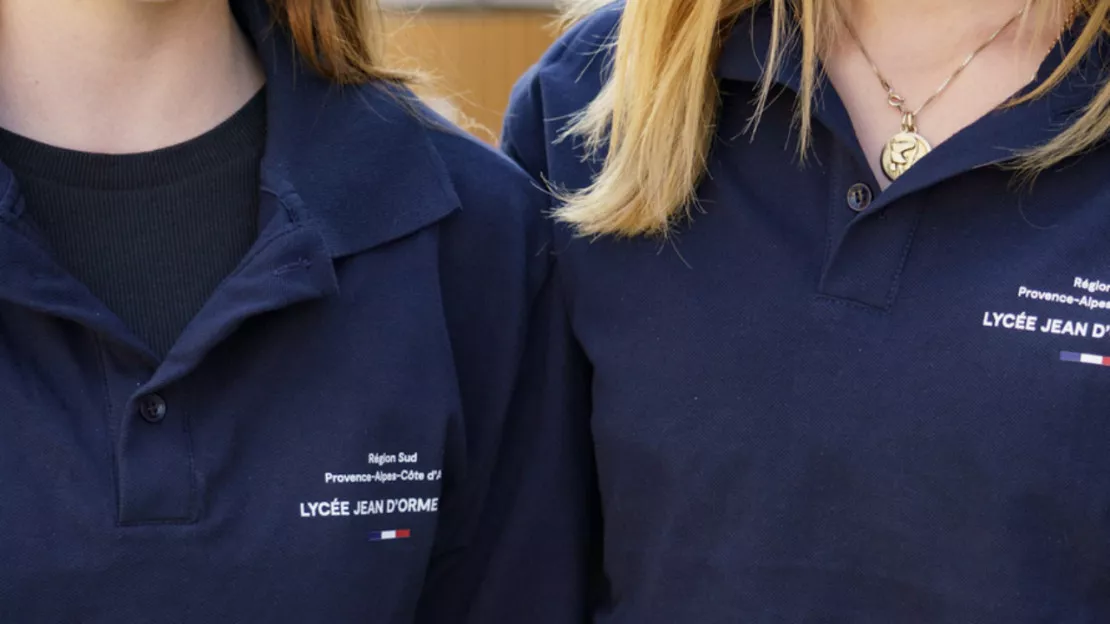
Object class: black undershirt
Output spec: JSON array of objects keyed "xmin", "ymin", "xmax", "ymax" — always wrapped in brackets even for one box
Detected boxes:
[{"xmin": 0, "ymin": 91, "xmax": 266, "ymax": 357}]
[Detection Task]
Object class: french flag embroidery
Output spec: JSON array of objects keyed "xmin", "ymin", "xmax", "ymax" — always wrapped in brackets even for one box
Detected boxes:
[
  {"xmin": 1060, "ymin": 351, "xmax": 1110, "ymax": 367},
  {"xmin": 369, "ymin": 529, "xmax": 411, "ymax": 542}
]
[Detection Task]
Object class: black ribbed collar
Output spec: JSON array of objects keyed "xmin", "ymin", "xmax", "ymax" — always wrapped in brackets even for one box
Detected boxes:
[{"xmin": 0, "ymin": 89, "xmax": 265, "ymax": 190}]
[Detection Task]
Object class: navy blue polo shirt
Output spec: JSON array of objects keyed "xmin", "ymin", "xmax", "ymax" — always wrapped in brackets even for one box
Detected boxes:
[
  {"xmin": 0, "ymin": 1, "xmax": 595, "ymax": 622},
  {"xmin": 505, "ymin": 6, "xmax": 1110, "ymax": 622}
]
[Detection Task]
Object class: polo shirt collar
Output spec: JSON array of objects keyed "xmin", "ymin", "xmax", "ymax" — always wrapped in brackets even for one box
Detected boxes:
[
  {"xmin": 716, "ymin": 5, "xmax": 801, "ymax": 90},
  {"xmin": 232, "ymin": 0, "xmax": 461, "ymax": 259}
]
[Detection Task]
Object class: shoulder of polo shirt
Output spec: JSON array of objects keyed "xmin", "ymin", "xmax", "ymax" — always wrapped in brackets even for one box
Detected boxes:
[
  {"xmin": 237, "ymin": 0, "xmax": 547, "ymax": 265},
  {"xmin": 422, "ymin": 101, "xmax": 549, "ymax": 233},
  {"xmin": 502, "ymin": 4, "xmax": 622, "ymax": 253},
  {"xmin": 260, "ymin": 81, "xmax": 548, "ymax": 263},
  {"xmin": 284, "ymin": 82, "xmax": 548, "ymax": 255},
  {"xmin": 502, "ymin": 5, "xmax": 619, "ymax": 176},
  {"xmin": 423, "ymin": 99, "xmax": 553, "ymax": 297},
  {"xmin": 531, "ymin": 3, "xmax": 622, "ymax": 89}
]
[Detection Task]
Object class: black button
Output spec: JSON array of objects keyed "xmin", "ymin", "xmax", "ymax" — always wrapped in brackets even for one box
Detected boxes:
[
  {"xmin": 846, "ymin": 183, "xmax": 873, "ymax": 212},
  {"xmin": 138, "ymin": 394, "xmax": 167, "ymax": 423}
]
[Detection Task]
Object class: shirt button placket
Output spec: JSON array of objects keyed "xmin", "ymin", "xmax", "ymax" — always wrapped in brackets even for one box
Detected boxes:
[
  {"xmin": 822, "ymin": 187, "xmax": 924, "ymax": 308},
  {"xmin": 117, "ymin": 388, "xmax": 197, "ymax": 524}
]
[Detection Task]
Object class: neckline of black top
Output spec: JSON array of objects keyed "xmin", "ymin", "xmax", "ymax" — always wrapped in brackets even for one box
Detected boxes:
[{"xmin": 0, "ymin": 87, "xmax": 266, "ymax": 191}]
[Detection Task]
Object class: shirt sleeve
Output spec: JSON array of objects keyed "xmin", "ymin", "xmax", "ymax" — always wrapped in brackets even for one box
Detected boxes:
[
  {"xmin": 419, "ymin": 269, "xmax": 598, "ymax": 623},
  {"xmin": 412, "ymin": 147, "xmax": 598, "ymax": 623}
]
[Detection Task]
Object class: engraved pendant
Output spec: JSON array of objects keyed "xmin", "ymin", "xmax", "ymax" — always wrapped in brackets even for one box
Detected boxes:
[{"xmin": 880, "ymin": 112, "xmax": 932, "ymax": 181}]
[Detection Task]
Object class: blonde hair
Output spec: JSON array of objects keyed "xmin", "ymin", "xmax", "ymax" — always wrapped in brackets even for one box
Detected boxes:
[
  {"xmin": 271, "ymin": 0, "xmax": 413, "ymax": 85},
  {"xmin": 558, "ymin": 0, "xmax": 1110, "ymax": 237}
]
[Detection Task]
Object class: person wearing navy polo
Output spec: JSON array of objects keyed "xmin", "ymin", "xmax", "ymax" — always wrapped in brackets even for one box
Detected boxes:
[
  {"xmin": 0, "ymin": 0, "xmax": 595, "ymax": 622},
  {"xmin": 505, "ymin": 0, "xmax": 1110, "ymax": 620}
]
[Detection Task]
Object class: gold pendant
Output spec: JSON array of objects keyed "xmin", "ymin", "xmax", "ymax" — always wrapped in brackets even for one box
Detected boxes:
[{"xmin": 880, "ymin": 113, "xmax": 932, "ymax": 181}]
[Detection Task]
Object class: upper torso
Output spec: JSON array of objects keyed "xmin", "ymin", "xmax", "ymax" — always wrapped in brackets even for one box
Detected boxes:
[
  {"xmin": 0, "ymin": 2, "xmax": 553, "ymax": 621},
  {"xmin": 506, "ymin": 6, "xmax": 1110, "ymax": 622}
]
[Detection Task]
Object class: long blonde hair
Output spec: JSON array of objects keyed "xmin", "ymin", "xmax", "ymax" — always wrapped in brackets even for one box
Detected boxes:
[{"xmin": 558, "ymin": 0, "xmax": 1110, "ymax": 237}]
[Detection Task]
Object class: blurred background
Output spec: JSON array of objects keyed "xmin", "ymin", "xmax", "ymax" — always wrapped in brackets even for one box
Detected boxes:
[{"xmin": 382, "ymin": 0, "xmax": 561, "ymax": 143}]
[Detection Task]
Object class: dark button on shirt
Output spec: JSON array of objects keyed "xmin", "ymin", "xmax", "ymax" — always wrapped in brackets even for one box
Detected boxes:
[
  {"xmin": 846, "ymin": 182, "xmax": 873, "ymax": 212},
  {"xmin": 137, "ymin": 394, "xmax": 167, "ymax": 423}
]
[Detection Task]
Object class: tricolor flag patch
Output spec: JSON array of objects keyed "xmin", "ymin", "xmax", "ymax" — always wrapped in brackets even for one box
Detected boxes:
[
  {"xmin": 1060, "ymin": 351, "xmax": 1110, "ymax": 367},
  {"xmin": 369, "ymin": 529, "xmax": 411, "ymax": 541}
]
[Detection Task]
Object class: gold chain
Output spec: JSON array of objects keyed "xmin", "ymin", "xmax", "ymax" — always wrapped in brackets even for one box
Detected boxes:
[
  {"xmin": 837, "ymin": 1, "xmax": 1079, "ymax": 181},
  {"xmin": 842, "ymin": 5, "xmax": 1028, "ymax": 121}
]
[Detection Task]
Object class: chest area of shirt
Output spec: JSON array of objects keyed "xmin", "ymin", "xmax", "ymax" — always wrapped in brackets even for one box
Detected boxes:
[
  {"xmin": 0, "ymin": 246, "xmax": 461, "ymax": 615},
  {"xmin": 560, "ymin": 141, "xmax": 1110, "ymax": 486}
]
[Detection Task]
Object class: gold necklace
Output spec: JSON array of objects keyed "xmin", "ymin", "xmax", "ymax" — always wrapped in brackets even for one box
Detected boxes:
[{"xmin": 842, "ymin": 5, "xmax": 1028, "ymax": 181}]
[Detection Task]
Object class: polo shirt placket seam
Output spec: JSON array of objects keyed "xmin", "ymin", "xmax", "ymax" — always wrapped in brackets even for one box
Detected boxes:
[
  {"xmin": 117, "ymin": 401, "xmax": 201, "ymax": 528},
  {"xmin": 882, "ymin": 199, "xmax": 925, "ymax": 311},
  {"xmin": 93, "ymin": 334, "xmax": 125, "ymax": 526}
]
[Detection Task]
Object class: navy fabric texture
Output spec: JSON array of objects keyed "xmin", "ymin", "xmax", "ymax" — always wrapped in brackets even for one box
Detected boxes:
[
  {"xmin": 505, "ymin": 5, "xmax": 1110, "ymax": 623},
  {"xmin": 0, "ymin": 1, "xmax": 594, "ymax": 622}
]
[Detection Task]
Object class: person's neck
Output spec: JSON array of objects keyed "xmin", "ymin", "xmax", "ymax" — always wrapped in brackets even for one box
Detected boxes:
[
  {"xmin": 842, "ymin": 0, "xmax": 1071, "ymax": 74},
  {"xmin": 851, "ymin": 0, "xmax": 1028, "ymax": 31},
  {"xmin": 0, "ymin": 0, "xmax": 265, "ymax": 154}
]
